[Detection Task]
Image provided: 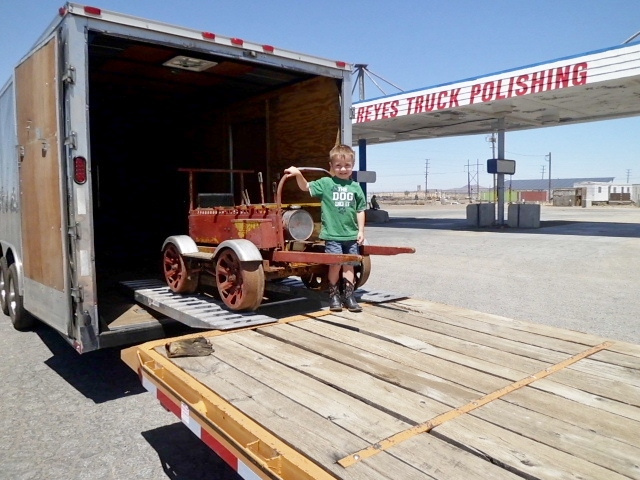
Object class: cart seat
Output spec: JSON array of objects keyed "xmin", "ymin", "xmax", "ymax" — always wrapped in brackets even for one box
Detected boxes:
[{"xmin": 198, "ymin": 193, "xmax": 235, "ymax": 208}]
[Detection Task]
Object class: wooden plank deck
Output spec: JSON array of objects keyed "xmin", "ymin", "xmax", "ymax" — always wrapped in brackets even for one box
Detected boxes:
[{"xmin": 162, "ymin": 298, "xmax": 640, "ymax": 480}]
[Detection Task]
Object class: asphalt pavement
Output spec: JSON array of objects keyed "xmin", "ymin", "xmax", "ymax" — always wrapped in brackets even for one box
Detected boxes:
[
  {"xmin": 1, "ymin": 203, "xmax": 638, "ymax": 479},
  {"xmin": 363, "ymin": 203, "xmax": 640, "ymax": 344}
]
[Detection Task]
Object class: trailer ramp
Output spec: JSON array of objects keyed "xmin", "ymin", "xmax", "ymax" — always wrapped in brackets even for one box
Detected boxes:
[
  {"xmin": 121, "ymin": 278, "xmax": 407, "ymax": 331},
  {"xmin": 121, "ymin": 280, "xmax": 275, "ymax": 330}
]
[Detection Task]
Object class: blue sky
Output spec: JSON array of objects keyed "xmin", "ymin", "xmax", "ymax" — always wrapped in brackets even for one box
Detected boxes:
[{"xmin": 1, "ymin": 1, "xmax": 639, "ymax": 191}]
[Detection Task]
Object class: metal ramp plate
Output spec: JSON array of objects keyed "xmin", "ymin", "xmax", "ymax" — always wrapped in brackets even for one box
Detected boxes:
[{"xmin": 121, "ymin": 280, "xmax": 276, "ymax": 330}]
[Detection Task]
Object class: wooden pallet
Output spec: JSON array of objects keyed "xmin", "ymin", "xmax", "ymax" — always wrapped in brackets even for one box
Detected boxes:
[{"xmin": 130, "ymin": 298, "xmax": 640, "ymax": 480}]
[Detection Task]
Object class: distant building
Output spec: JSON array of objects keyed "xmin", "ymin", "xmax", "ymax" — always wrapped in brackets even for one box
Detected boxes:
[{"xmin": 480, "ymin": 177, "xmax": 616, "ymax": 203}]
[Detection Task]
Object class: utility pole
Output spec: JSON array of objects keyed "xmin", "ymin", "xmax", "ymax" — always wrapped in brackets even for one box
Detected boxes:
[
  {"xmin": 486, "ymin": 133, "xmax": 496, "ymax": 158},
  {"xmin": 465, "ymin": 160, "xmax": 479, "ymax": 202},
  {"xmin": 626, "ymin": 169, "xmax": 631, "ymax": 183},
  {"xmin": 541, "ymin": 165, "xmax": 545, "ymax": 179},
  {"xmin": 424, "ymin": 159, "xmax": 429, "ymax": 199},
  {"xmin": 476, "ymin": 159, "xmax": 481, "ymax": 202},
  {"xmin": 546, "ymin": 152, "xmax": 552, "ymax": 202},
  {"xmin": 466, "ymin": 160, "xmax": 472, "ymax": 201}
]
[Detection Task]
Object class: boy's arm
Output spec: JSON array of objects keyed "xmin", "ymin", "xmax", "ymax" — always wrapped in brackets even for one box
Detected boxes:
[
  {"xmin": 356, "ymin": 210, "xmax": 365, "ymax": 244},
  {"xmin": 284, "ymin": 166, "xmax": 310, "ymax": 192}
]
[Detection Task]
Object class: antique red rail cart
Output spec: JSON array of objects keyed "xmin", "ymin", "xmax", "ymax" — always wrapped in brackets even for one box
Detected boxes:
[{"xmin": 162, "ymin": 167, "xmax": 414, "ymax": 310}]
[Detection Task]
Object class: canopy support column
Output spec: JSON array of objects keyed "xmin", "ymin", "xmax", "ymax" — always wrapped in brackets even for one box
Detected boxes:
[
  {"xmin": 358, "ymin": 139, "xmax": 367, "ymax": 198},
  {"xmin": 496, "ymin": 118, "xmax": 506, "ymax": 226}
]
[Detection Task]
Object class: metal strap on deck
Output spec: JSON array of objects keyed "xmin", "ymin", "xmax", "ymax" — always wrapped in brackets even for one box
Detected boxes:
[
  {"xmin": 121, "ymin": 280, "xmax": 275, "ymax": 330},
  {"xmin": 338, "ymin": 340, "xmax": 614, "ymax": 468}
]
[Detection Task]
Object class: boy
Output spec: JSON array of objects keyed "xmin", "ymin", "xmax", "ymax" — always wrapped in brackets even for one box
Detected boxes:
[{"xmin": 284, "ymin": 144, "xmax": 366, "ymax": 312}]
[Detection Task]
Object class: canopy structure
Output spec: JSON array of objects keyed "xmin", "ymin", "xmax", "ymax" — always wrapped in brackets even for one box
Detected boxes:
[
  {"xmin": 352, "ymin": 41, "xmax": 640, "ymax": 224},
  {"xmin": 352, "ymin": 42, "xmax": 640, "ymax": 144}
]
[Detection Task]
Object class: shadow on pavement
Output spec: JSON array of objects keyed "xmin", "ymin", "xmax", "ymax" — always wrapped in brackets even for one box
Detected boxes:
[
  {"xmin": 35, "ymin": 323, "xmax": 147, "ymax": 403},
  {"xmin": 142, "ymin": 423, "xmax": 241, "ymax": 480},
  {"xmin": 371, "ymin": 217, "xmax": 640, "ymax": 238}
]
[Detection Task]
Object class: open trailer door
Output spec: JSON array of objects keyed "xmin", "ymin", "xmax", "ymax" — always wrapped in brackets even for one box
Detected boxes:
[{"xmin": 15, "ymin": 36, "xmax": 72, "ymax": 333}]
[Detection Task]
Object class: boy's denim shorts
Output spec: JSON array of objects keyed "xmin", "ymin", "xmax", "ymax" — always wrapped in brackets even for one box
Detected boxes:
[{"xmin": 325, "ymin": 240, "xmax": 360, "ymax": 265}]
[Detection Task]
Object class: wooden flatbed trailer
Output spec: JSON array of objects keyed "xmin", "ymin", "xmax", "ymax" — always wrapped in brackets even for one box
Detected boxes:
[{"xmin": 122, "ymin": 298, "xmax": 640, "ymax": 480}]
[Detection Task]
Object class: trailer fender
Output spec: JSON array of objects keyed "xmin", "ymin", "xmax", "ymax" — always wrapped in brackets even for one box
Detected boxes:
[
  {"xmin": 213, "ymin": 239, "xmax": 263, "ymax": 262},
  {"xmin": 162, "ymin": 235, "xmax": 199, "ymax": 255}
]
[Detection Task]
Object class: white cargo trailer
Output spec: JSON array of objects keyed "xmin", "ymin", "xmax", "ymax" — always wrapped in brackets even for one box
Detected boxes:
[{"xmin": 0, "ymin": 3, "xmax": 352, "ymax": 352}]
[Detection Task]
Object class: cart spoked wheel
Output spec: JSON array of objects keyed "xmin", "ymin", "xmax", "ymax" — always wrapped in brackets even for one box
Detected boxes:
[
  {"xmin": 301, "ymin": 266, "xmax": 330, "ymax": 290},
  {"xmin": 354, "ymin": 256, "xmax": 371, "ymax": 289},
  {"xmin": 215, "ymin": 249, "xmax": 265, "ymax": 311},
  {"xmin": 162, "ymin": 243, "xmax": 198, "ymax": 293}
]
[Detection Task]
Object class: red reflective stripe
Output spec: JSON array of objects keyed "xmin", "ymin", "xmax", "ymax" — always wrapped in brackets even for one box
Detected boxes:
[
  {"xmin": 201, "ymin": 430, "xmax": 238, "ymax": 471},
  {"xmin": 151, "ymin": 382, "xmax": 244, "ymax": 475},
  {"xmin": 157, "ymin": 389, "xmax": 181, "ymax": 417}
]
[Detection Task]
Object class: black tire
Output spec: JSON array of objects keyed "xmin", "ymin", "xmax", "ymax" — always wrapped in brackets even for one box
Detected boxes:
[
  {"xmin": 7, "ymin": 263, "xmax": 34, "ymax": 330},
  {"xmin": 0, "ymin": 257, "xmax": 9, "ymax": 315}
]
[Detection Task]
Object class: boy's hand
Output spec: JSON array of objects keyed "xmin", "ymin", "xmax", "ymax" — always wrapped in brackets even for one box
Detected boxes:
[
  {"xmin": 356, "ymin": 211, "xmax": 365, "ymax": 244},
  {"xmin": 284, "ymin": 166, "xmax": 300, "ymax": 177},
  {"xmin": 284, "ymin": 166, "xmax": 310, "ymax": 192}
]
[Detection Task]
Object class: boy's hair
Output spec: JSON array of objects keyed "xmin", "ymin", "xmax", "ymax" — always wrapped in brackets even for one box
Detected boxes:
[{"xmin": 329, "ymin": 144, "xmax": 355, "ymax": 164}]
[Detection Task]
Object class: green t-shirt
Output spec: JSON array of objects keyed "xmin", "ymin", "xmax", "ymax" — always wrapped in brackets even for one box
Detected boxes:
[{"xmin": 309, "ymin": 176, "xmax": 366, "ymax": 241}]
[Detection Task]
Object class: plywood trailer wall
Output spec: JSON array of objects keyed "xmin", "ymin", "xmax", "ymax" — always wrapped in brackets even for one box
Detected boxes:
[{"xmin": 202, "ymin": 75, "xmax": 342, "ymax": 204}]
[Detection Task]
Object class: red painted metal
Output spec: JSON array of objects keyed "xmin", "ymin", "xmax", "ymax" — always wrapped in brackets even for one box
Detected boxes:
[
  {"xmin": 360, "ymin": 245, "xmax": 416, "ymax": 255},
  {"xmin": 189, "ymin": 208, "xmax": 279, "ymax": 247},
  {"xmin": 271, "ymin": 250, "xmax": 362, "ymax": 265}
]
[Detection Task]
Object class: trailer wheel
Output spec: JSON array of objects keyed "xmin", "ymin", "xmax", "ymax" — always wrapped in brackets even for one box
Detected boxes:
[
  {"xmin": 7, "ymin": 263, "xmax": 33, "ymax": 330},
  {"xmin": 0, "ymin": 257, "xmax": 9, "ymax": 315},
  {"xmin": 215, "ymin": 249, "xmax": 264, "ymax": 311},
  {"xmin": 354, "ymin": 256, "xmax": 371, "ymax": 289},
  {"xmin": 162, "ymin": 243, "xmax": 198, "ymax": 293}
]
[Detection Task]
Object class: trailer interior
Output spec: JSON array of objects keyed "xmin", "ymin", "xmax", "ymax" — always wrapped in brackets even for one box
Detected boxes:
[{"xmin": 86, "ymin": 31, "xmax": 343, "ymax": 333}]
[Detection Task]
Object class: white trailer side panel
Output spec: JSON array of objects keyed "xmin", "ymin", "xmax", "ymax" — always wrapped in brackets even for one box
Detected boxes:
[{"xmin": 0, "ymin": 82, "xmax": 21, "ymax": 261}]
